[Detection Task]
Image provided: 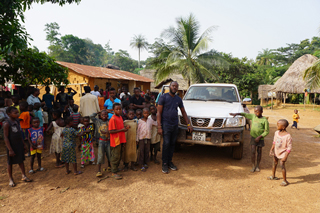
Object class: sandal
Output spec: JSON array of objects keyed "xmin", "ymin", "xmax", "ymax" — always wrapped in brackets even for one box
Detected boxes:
[
  {"xmin": 21, "ymin": 177, "xmax": 32, "ymax": 182},
  {"xmin": 96, "ymin": 172, "xmax": 103, "ymax": 177},
  {"xmin": 9, "ymin": 181, "xmax": 16, "ymax": 187},
  {"xmin": 141, "ymin": 167, "xmax": 146, "ymax": 172},
  {"xmin": 29, "ymin": 170, "xmax": 35, "ymax": 174},
  {"xmin": 267, "ymin": 176, "xmax": 280, "ymax": 180},
  {"xmin": 81, "ymin": 164, "xmax": 85, "ymax": 168},
  {"xmin": 122, "ymin": 166, "xmax": 129, "ymax": 172},
  {"xmin": 36, "ymin": 168, "xmax": 45, "ymax": 172},
  {"xmin": 66, "ymin": 170, "xmax": 71, "ymax": 175},
  {"xmin": 280, "ymin": 181, "xmax": 289, "ymax": 186},
  {"xmin": 55, "ymin": 164, "xmax": 64, "ymax": 168},
  {"xmin": 74, "ymin": 171, "xmax": 83, "ymax": 175},
  {"xmin": 112, "ymin": 174, "xmax": 122, "ymax": 180},
  {"xmin": 106, "ymin": 167, "xmax": 111, "ymax": 172}
]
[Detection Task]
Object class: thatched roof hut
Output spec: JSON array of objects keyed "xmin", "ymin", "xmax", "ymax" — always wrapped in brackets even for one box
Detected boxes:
[
  {"xmin": 273, "ymin": 54, "xmax": 320, "ymax": 93},
  {"xmin": 258, "ymin": 85, "xmax": 275, "ymax": 100},
  {"xmin": 139, "ymin": 69, "xmax": 189, "ymax": 92}
]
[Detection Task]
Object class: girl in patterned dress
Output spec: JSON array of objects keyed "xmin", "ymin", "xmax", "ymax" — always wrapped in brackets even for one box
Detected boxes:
[
  {"xmin": 78, "ymin": 116, "xmax": 95, "ymax": 168},
  {"xmin": 47, "ymin": 110, "xmax": 65, "ymax": 167},
  {"xmin": 61, "ymin": 117, "xmax": 83, "ymax": 175}
]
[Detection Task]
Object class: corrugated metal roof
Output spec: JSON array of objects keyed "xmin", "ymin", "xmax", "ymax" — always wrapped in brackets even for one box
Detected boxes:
[{"xmin": 56, "ymin": 61, "xmax": 154, "ymax": 83}]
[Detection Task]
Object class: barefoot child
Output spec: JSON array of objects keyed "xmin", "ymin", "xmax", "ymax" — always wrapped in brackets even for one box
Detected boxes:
[
  {"xmin": 70, "ymin": 105, "xmax": 81, "ymax": 128},
  {"xmin": 149, "ymin": 105, "xmax": 161, "ymax": 164},
  {"xmin": 61, "ymin": 117, "xmax": 83, "ymax": 175},
  {"xmin": 4, "ymin": 107, "xmax": 32, "ymax": 187},
  {"xmin": 47, "ymin": 110, "xmax": 65, "ymax": 167},
  {"xmin": 122, "ymin": 109, "xmax": 138, "ymax": 171},
  {"xmin": 268, "ymin": 119, "xmax": 292, "ymax": 186},
  {"xmin": 28, "ymin": 117, "xmax": 45, "ymax": 173},
  {"xmin": 90, "ymin": 110, "xmax": 111, "ymax": 177},
  {"xmin": 137, "ymin": 108, "xmax": 152, "ymax": 172},
  {"xmin": 230, "ymin": 105, "xmax": 269, "ymax": 172},
  {"xmin": 78, "ymin": 116, "xmax": 95, "ymax": 168},
  {"xmin": 291, "ymin": 109, "xmax": 300, "ymax": 130},
  {"xmin": 109, "ymin": 103, "xmax": 129, "ymax": 180}
]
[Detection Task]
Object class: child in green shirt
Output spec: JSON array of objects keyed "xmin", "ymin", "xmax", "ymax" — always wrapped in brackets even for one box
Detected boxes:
[{"xmin": 230, "ymin": 105, "xmax": 269, "ymax": 172}]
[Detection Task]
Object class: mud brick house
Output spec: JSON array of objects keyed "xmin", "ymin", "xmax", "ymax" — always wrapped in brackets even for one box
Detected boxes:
[{"xmin": 39, "ymin": 61, "xmax": 153, "ymax": 105}]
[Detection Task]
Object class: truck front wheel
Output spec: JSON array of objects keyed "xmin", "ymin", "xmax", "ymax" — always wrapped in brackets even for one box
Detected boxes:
[{"xmin": 232, "ymin": 142, "xmax": 243, "ymax": 160}]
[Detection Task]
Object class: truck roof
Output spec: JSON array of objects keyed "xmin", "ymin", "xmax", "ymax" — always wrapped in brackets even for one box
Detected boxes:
[{"xmin": 189, "ymin": 83, "xmax": 238, "ymax": 87}]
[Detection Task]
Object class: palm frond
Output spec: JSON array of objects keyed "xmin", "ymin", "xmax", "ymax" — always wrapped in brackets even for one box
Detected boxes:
[{"xmin": 303, "ymin": 59, "xmax": 320, "ymax": 90}]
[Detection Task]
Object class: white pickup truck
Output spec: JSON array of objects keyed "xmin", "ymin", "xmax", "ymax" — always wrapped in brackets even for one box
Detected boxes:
[{"xmin": 177, "ymin": 83, "xmax": 245, "ymax": 159}]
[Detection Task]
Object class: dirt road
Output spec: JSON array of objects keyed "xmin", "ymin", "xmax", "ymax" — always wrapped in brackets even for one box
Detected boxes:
[{"xmin": 0, "ymin": 107, "xmax": 320, "ymax": 212}]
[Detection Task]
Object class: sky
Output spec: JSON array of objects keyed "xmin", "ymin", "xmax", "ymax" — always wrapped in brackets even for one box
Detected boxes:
[{"xmin": 24, "ymin": 0, "xmax": 320, "ymax": 61}]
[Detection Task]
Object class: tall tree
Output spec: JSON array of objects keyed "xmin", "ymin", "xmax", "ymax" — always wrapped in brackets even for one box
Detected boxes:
[
  {"xmin": 256, "ymin": 48, "xmax": 274, "ymax": 66},
  {"xmin": 149, "ymin": 14, "xmax": 227, "ymax": 86},
  {"xmin": 130, "ymin": 34, "xmax": 148, "ymax": 68},
  {"xmin": 303, "ymin": 58, "xmax": 320, "ymax": 90}
]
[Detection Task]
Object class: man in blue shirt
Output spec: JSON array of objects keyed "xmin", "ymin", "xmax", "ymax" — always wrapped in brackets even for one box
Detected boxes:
[
  {"xmin": 157, "ymin": 81, "xmax": 193, "ymax": 174},
  {"xmin": 104, "ymin": 87, "xmax": 121, "ymax": 119}
]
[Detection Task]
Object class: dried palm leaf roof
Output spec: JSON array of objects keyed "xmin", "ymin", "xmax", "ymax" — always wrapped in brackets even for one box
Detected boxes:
[
  {"xmin": 258, "ymin": 85, "xmax": 275, "ymax": 99},
  {"xmin": 140, "ymin": 69, "xmax": 189, "ymax": 91},
  {"xmin": 273, "ymin": 54, "xmax": 320, "ymax": 93}
]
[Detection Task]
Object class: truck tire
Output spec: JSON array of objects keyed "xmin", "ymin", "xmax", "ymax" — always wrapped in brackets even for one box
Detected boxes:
[{"xmin": 232, "ymin": 142, "xmax": 243, "ymax": 160}]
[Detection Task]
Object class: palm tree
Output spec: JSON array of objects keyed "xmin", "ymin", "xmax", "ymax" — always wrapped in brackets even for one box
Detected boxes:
[
  {"xmin": 303, "ymin": 59, "xmax": 320, "ymax": 90},
  {"xmin": 150, "ymin": 14, "xmax": 227, "ymax": 86},
  {"xmin": 130, "ymin": 34, "xmax": 148, "ymax": 68},
  {"xmin": 256, "ymin": 49, "xmax": 274, "ymax": 66}
]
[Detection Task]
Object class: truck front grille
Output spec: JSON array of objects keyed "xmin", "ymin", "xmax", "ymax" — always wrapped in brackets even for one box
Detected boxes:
[
  {"xmin": 179, "ymin": 116, "xmax": 187, "ymax": 125},
  {"xmin": 212, "ymin": 119, "xmax": 224, "ymax": 128},
  {"xmin": 191, "ymin": 117, "xmax": 210, "ymax": 127}
]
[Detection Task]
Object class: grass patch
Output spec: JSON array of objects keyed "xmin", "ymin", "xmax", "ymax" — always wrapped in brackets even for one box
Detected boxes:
[{"xmin": 0, "ymin": 196, "xmax": 8, "ymax": 200}]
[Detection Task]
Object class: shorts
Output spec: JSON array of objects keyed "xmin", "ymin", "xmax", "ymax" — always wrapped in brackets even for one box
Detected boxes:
[
  {"xmin": 250, "ymin": 137, "xmax": 265, "ymax": 147},
  {"xmin": 292, "ymin": 121, "xmax": 298, "ymax": 128},
  {"xmin": 21, "ymin": 128, "xmax": 29, "ymax": 141},
  {"xmin": 31, "ymin": 149, "xmax": 42, "ymax": 155},
  {"xmin": 97, "ymin": 140, "xmax": 111, "ymax": 164},
  {"xmin": 150, "ymin": 142, "xmax": 160, "ymax": 152}
]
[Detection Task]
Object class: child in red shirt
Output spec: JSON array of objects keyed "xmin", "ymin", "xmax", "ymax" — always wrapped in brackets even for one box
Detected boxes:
[{"xmin": 108, "ymin": 103, "xmax": 129, "ymax": 180}]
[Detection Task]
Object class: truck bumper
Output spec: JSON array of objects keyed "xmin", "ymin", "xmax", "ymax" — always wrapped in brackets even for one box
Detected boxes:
[{"xmin": 177, "ymin": 126, "xmax": 244, "ymax": 147}]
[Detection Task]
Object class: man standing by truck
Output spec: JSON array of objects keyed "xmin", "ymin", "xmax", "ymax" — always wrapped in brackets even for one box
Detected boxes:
[{"xmin": 157, "ymin": 81, "xmax": 193, "ymax": 174}]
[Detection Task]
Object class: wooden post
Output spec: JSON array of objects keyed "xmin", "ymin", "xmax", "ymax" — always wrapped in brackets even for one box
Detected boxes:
[
  {"xmin": 80, "ymin": 85, "xmax": 83, "ymax": 97},
  {"xmin": 283, "ymin": 93, "xmax": 286, "ymax": 107},
  {"xmin": 271, "ymin": 92, "xmax": 273, "ymax": 111}
]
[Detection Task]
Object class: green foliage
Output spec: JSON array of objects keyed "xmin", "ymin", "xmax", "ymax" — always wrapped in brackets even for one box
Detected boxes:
[
  {"xmin": 133, "ymin": 68, "xmax": 143, "ymax": 75},
  {"xmin": 0, "ymin": 48, "xmax": 69, "ymax": 87},
  {"xmin": 45, "ymin": 23, "xmax": 139, "ymax": 71},
  {"xmin": 148, "ymin": 14, "xmax": 228, "ymax": 86},
  {"xmin": 0, "ymin": 0, "xmax": 80, "ymax": 55}
]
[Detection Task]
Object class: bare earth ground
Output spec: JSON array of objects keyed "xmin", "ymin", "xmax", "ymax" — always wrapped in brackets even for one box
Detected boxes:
[{"xmin": 0, "ymin": 107, "xmax": 320, "ymax": 212}]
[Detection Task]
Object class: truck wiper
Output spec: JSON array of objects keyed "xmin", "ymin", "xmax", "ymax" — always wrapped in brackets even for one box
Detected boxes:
[
  {"xmin": 185, "ymin": 98, "xmax": 205, "ymax": 101},
  {"xmin": 207, "ymin": 99, "xmax": 233, "ymax": 103}
]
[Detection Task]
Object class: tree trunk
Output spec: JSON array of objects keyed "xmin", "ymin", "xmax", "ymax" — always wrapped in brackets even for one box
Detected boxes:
[{"xmin": 138, "ymin": 48, "xmax": 140, "ymax": 68}]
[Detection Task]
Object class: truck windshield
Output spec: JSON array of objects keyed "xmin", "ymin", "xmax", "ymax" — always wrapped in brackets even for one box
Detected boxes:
[{"xmin": 184, "ymin": 86, "xmax": 239, "ymax": 102}]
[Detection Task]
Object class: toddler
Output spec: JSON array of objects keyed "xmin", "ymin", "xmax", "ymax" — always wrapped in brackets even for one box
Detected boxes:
[
  {"xmin": 269, "ymin": 119, "xmax": 292, "ymax": 186},
  {"xmin": 149, "ymin": 105, "xmax": 161, "ymax": 164},
  {"xmin": 123, "ymin": 109, "xmax": 138, "ymax": 171},
  {"xmin": 291, "ymin": 109, "xmax": 300, "ymax": 130}
]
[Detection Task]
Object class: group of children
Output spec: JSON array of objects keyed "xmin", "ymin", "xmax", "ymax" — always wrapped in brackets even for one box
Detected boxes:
[{"xmin": 2, "ymin": 89, "xmax": 299, "ymax": 186}]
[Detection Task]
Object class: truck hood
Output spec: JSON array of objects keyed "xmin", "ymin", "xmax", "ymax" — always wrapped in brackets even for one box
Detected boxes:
[{"xmin": 179, "ymin": 100, "xmax": 244, "ymax": 118}]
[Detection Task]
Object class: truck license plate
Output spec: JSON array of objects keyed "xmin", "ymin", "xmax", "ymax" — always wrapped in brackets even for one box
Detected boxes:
[{"xmin": 192, "ymin": 132, "xmax": 206, "ymax": 141}]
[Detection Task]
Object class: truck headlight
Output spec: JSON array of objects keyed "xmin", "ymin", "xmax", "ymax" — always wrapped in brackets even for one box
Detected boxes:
[{"xmin": 225, "ymin": 117, "xmax": 245, "ymax": 127}]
